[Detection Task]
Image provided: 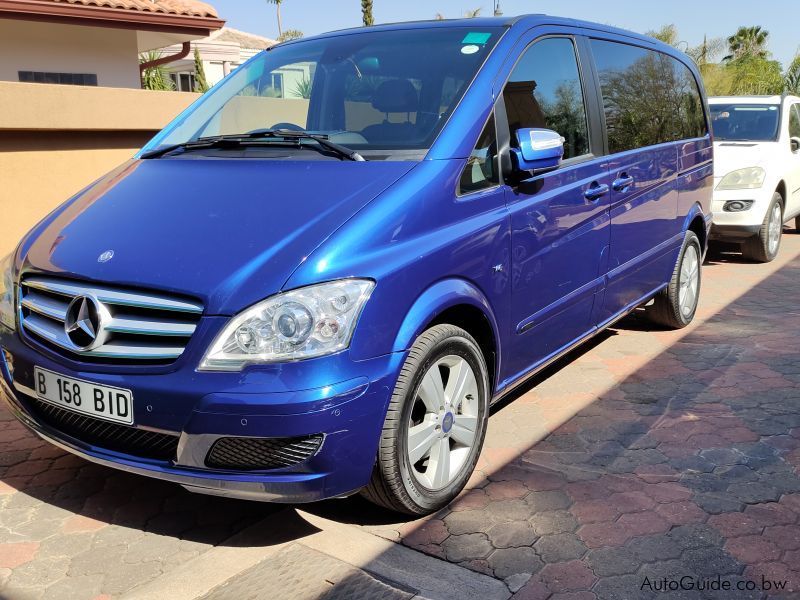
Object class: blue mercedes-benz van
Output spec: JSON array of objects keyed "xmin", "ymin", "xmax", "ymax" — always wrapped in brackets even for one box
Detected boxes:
[{"xmin": 0, "ymin": 15, "xmax": 712, "ymax": 514}]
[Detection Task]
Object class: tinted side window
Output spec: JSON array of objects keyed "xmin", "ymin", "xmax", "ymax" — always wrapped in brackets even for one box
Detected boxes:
[
  {"xmin": 789, "ymin": 104, "xmax": 800, "ymax": 139},
  {"xmin": 671, "ymin": 58, "xmax": 708, "ymax": 140},
  {"xmin": 591, "ymin": 40, "xmax": 706, "ymax": 153},
  {"xmin": 502, "ymin": 37, "xmax": 589, "ymax": 160},
  {"xmin": 459, "ymin": 114, "xmax": 499, "ymax": 194}
]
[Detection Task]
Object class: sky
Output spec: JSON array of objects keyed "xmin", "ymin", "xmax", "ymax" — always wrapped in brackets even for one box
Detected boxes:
[{"xmin": 209, "ymin": 0, "xmax": 799, "ymax": 69}]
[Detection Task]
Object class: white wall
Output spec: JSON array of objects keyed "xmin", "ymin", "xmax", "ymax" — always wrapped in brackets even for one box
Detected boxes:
[{"xmin": 0, "ymin": 19, "xmax": 141, "ymax": 89}]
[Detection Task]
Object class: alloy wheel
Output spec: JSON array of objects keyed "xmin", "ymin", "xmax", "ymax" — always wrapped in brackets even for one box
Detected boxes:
[
  {"xmin": 406, "ymin": 355, "xmax": 479, "ymax": 490},
  {"xmin": 679, "ymin": 244, "xmax": 699, "ymax": 318}
]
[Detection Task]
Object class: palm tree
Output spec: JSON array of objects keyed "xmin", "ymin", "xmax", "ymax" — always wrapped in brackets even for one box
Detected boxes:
[
  {"xmin": 724, "ymin": 26, "xmax": 770, "ymax": 62},
  {"xmin": 139, "ymin": 51, "xmax": 174, "ymax": 91},
  {"xmin": 266, "ymin": 0, "xmax": 283, "ymax": 38},
  {"xmin": 278, "ymin": 29, "xmax": 303, "ymax": 42},
  {"xmin": 786, "ymin": 55, "xmax": 800, "ymax": 94},
  {"xmin": 361, "ymin": 0, "xmax": 374, "ymax": 26}
]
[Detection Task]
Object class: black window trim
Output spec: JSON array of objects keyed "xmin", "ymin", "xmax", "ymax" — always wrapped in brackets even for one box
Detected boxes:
[
  {"xmin": 456, "ymin": 105, "xmax": 502, "ymax": 198},
  {"xmin": 583, "ymin": 35, "xmax": 711, "ymax": 156}
]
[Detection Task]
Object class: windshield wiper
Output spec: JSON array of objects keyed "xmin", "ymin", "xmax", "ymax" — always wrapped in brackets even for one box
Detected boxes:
[{"xmin": 140, "ymin": 129, "xmax": 366, "ymax": 161}]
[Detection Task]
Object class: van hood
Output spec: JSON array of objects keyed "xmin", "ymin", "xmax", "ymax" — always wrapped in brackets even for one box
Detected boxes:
[
  {"xmin": 712, "ymin": 140, "xmax": 779, "ymax": 180},
  {"xmin": 21, "ymin": 158, "xmax": 416, "ymax": 315}
]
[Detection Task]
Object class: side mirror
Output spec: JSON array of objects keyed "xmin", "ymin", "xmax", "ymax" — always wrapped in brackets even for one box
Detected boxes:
[
  {"xmin": 791, "ymin": 137, "xmax": 800, "ymax": 153},
  {"xmin": 510, "ymin": 128, "xmax": 564, "ymax": 174}
]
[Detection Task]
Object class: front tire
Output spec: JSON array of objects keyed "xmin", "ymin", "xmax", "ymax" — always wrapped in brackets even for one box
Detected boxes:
[
  {"xmin": 743, "ymin": 192, "xmax": 783, "ymax": 262},
  {"xmin": 362, "ymin": 324, "xmax": 490, "ymax": 515},
  {"xmin": 647, "ymin": 230, "xmax": 701, "ymax": 329}
]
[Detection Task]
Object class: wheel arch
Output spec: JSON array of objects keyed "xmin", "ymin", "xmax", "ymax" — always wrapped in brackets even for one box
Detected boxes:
[
  {"xmin": 392, "ymin": 278, "xmax": 501, "ymax": 394},
  {"xmin": 776, "ymin": 180, "xmax": 787, "ymax": 210},
  {"xmin": 683, "ymin": 203, "xmax": 708, "ymax": 254}
]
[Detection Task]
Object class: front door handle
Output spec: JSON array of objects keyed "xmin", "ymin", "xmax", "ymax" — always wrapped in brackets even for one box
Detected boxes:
[
  {"xmin": 584, "ymin": 182, "xmax": 610, "ymax": 202},
  {"xmin": 612, "ymin": 174, "xmax": 635, "ymax": 192}
]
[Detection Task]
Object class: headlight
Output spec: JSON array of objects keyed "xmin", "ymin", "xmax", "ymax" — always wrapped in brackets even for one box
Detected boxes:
[
  {"xmin": 200, "ymin": 279, "xmax": 374, "ymax": 371},
  {"xmin": 0, "ymin": 253, "xmax": 16, "ymax": 332},
  {"xmin": 717, "ymin": 167, "xmax": 765, "ymax": 190}
]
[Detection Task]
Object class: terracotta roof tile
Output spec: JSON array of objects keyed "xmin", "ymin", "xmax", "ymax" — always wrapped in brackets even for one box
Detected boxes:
[{"xmin": 39, "ymin": 0, "xmax": 218, "ymax": 18}]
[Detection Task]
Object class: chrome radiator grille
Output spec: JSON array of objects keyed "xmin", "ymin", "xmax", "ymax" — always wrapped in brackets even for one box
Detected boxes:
[{"xmin": 18, "ymin": 277, "xmax": 203, "ymax": 363}]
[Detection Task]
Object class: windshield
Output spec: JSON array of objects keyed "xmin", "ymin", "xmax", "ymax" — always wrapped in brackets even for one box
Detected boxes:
[
  {"xmin": 143, "ymin": 27, "xmax": 504, "ymax": 159},
  {"xmin": 709, "ymin": 103, "xmax": 781, "ymax": 142}
]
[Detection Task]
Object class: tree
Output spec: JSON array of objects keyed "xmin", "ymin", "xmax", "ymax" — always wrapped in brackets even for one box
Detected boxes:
[
  {"xmin": 724, "ymin": 26, "xmax": 770, "ymax": 62},
  {"xmin": 727, "ymin": 56, "xmax": 784, "ymax": 95},
  {"xmin": 687, "ymin": 35, "xmax": 726, "ymax": 66},
  {"xmin": 361, "ymin": 0, "xmax": 374, "ymax": 26},
  {"xmin": 139, "ymin": 51, "xmax": 174, "ymax": 91},
  {"xmin": 647, "ymin": 24, "xmax": 680, "ymax": 47},
  {"xmin": 193, "ymin": 47, "xmax": 209, "ymax": 93},
  {"xmin": 785, "ymin": 55, "xmax": 800, "ymax": 94},
  {"xmin": 266, "ymin": 0, "xmax": 283, "ymax": 38},
  {"xmin": 278, "ymin": 29, "xmax": 303, "ymax": 42}
]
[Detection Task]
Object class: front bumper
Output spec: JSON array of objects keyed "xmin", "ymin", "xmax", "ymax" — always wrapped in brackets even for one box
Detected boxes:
[
  {"xmin": 0, "ymin": 328, "xmax": 402, "ymax": 503},
  {"xmin": 710, "ymin": 184, "xmax": 773, "ymax": 240}
]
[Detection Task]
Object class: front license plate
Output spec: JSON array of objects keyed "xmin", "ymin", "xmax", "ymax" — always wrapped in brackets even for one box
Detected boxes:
[{"xmin": 33, "ymin": 367, "xmax": 134, "ymax": 425}]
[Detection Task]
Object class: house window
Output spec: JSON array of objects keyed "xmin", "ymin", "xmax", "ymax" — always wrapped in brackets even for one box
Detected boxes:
[
  {"xmin": 18, "ymin": 71, "xmax": 98, "ymax": 86},
  {"xmin": 170, "ymin": 72, "xmax": 197, "ymax": 92},
  {"xmin": 271, "ymin": 73, "xmax": 284, "ymax": 96}
]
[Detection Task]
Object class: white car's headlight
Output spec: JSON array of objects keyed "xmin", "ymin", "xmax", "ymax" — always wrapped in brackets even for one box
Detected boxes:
[
  {"xmin": 200, "ymin": 279, "xmax": 374, "ymax": 371},
  {"xmin": 717, "ymin": 167, "xmax": 766, "ymax": 190},
  {"xmin": 0, "ymin": 253, "xmax": 16, "ymax": 332}
]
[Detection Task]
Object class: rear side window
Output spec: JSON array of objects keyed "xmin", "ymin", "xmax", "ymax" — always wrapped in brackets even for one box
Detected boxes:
[
  {"xmin": 789, "ymin": 104, "xmax": 800, "ymax": 139},
  {"xmin": 590, "ymin": 40, "xmax": 707, "ymax": 154},
  {"xmin": 502, "ymin": 37, "xmax": 590, "ymax": 160}
]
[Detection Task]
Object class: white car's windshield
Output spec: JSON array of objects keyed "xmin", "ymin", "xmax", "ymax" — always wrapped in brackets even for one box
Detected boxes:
[
  {"xmin": 710, "ymin": 103, "xmax": 780, "ymax": 142},
  {"xmin": 144, "ymin": 26, "xmax": 504, "ymax": 159}
]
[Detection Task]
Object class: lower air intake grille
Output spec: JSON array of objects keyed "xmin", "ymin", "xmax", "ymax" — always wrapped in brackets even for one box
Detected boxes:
[
  {"xmin": 28, "ymin": 397, "xmax": 179, "ymax": 461},
  {"xmin": 205, "ymin": 435, "xmax": 324, "ymax": 471}
]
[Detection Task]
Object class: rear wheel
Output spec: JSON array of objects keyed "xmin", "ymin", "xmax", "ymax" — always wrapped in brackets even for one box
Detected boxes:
[
  {"xmin": 647, "ymin": 230, "xmax": 701, "ymax": 329},
  {"xmin": 743, "ymin": 193, "xmax": 783, "ymax": 262},
  {"xmin": 362, "ymin": 324, "xmax": 490, "ymax": 515}
]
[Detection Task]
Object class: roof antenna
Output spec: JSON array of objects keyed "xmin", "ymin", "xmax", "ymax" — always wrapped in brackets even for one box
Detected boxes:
[{"xmin": 493, "ymin": 0, "xmax": 503, "ymax": 16}]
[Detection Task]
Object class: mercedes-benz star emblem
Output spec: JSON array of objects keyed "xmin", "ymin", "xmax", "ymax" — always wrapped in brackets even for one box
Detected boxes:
[
  {"xmin": 64, "ymin": 296, "xmax": 105, "ymax": 350},
  {"xmin": 98, "ymin": 250, "xmax": 114, "ymax": 263}
]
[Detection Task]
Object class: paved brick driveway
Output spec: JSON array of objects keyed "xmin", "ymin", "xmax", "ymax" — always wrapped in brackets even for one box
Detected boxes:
[
  {"xmin": 323, "ymin": 234, "xmax": 800, "ymax": 599},
  {"xmin": 2, "ymin": 234, "xmax": 800, "ymax": 599}
]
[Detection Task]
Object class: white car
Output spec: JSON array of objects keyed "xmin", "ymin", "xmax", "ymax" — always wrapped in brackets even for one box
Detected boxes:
[{"xmin": 709, "ymin": 95, "xmax": 800, "ymax": 262}]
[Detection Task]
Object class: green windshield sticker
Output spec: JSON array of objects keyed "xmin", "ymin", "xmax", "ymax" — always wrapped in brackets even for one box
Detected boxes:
[{"xmin": 462, "ymin": 32, "xmax": 492, "ymax": 45}]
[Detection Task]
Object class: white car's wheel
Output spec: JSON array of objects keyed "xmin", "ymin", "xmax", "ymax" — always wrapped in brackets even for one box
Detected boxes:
[{"xmin": 743, "ymin": 192, "xmax": 783, "ymax": 262}]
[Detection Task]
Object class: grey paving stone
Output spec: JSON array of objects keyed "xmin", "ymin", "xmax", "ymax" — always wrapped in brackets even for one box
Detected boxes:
[
  {"xmin": 486, "ymin": 521, "xmax": 538, "ymax": 549},
  {"xmin": 441, "ymin": 533, "xmax": 494, "ymax": 562},
  {"xmin": 525, "ymin": 490, "xmax": 571, "ymax": 512},
  {"xmin": 487, "ymin": 547, "xmax": 543, "ymax": 579},
  {"xmin": 626, "ymin": 534, "xmax": 683, "ymax": 562},
  {"xmin": 586, "ymin": 546, "xmax": 639, "ymax": 577},
  {"xmin": 534, "ymin": 533, "xmax": 588, "ymax": 563},
  {"xmin": 529, "ymin": 510, "xmax": 580, "ymax": 536},
  {"xmin": 444, "ymin": 510, "xmax": 493, "ymax": 535}
]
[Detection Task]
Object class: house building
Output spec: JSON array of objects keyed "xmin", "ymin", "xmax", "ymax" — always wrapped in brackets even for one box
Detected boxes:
[
  {"xmin": 160, "ymin": 27, "xmax": 276, "ymax": 91},
  {"xmin": 0, "ymin": 0, "xmax": 225, "ymax": 88}
]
